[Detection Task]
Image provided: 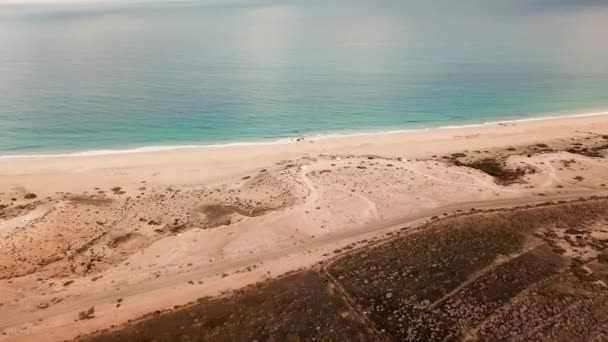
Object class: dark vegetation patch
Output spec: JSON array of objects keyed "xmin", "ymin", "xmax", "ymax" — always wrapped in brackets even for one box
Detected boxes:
[
  {"xmin": 68, "ymin": 196, "xmax": 115, "ymax": 206},
  {"xmin": 81, "ymin": 272, "xmax": 377, "ymax": 342},
  {"xmin": 437, "ymin": 245, "xmax": 563, "ymax": 330},
  {"xmin": 109, "ymin": 187, "xmax": 126, "ymax": 195},
  {"xmin": 566, "ymin": 148, "xmax": 603, "ymax": 158},
  {"xmin": 107, "ymin": 233, "xmax": 137, "ymax": 248},
  {"xmin": 476, "ymin": 276, "xmax": 608, "ymax": 341},
  {"xmin": 78, "ymin": 200, "xmax": 608, "ymax": 342},
  {"xmin": 78, "ymin": 307, "xmax": 96, "ymax": 320},
  {"xmin": 328, "ymin": 200, "xmax": 608, "ymax": 341},
  {"xmin": 0, "ymin": 202, "xmax": 39, "ymax": 219},
  {"xmin": 566, "ymin": 143, "xmax": 608, "ymax": 158},
  {"xmin": 453, "ymin": 158, "xmax": 527, "ymax": 185}
]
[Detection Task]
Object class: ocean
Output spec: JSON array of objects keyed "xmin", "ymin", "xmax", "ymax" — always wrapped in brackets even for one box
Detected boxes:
[{"xmin": 1, "ymin": 0, "xmax": 608, "ymax": 155}]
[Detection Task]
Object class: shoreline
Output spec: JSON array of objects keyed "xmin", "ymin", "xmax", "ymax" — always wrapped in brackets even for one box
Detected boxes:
[
  {"xmin": 2, "ymin": 110, "xmax": 608, "ymax": 160},
  {"xmin": 1, "ymin": 112, "xmax": 608, "ymax": 341}
]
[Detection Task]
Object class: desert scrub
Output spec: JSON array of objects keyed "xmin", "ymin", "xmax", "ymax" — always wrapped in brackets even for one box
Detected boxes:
[{"xmin": 454, "ymin": 158, "xmax": 526, "ymax": 185}]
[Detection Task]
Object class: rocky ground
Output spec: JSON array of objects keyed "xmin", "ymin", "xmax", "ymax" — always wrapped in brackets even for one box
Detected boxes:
[
  {"xmin": 80, "ymin": 199, "xmax": 608, "ymax": 342},
  {"xmin": 328, "ymin": 199, "xmax": 608, "ymax": 341}
]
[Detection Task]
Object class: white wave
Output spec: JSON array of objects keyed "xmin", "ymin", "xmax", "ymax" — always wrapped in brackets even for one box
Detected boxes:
[{"xmin": 1, "ymin": 110, "xmax": 607, "ymax": 160}]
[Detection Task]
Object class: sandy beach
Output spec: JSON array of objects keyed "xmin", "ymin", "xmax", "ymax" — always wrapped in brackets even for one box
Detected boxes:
[{"xmin": 1, "ymin": 113, "xmax": 608, "ymax": 341}]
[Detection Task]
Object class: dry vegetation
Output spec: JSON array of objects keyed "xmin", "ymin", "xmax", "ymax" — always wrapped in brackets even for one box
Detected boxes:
[
  {"xmin": 82, "ymin": 272, "xmax": 378, "ymax": 342},
  {"xmin": 452, "ymin": 158, "xmax": 528, "ymax": 185},
  {"xmin": 79, "ymin": 199, "xmax": 608, "ymax": 342},
  {"xmin": 2, "ymin": 133, "xmax": 608, "ymax": 341}
]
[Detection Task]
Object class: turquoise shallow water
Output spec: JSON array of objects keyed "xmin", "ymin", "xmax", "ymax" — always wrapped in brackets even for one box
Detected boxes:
[{"xmin": 1, "ymin": 0, "xmax": 608, "ymax": 155}]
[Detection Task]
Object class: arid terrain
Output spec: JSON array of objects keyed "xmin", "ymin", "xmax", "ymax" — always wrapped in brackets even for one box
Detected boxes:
[
  {"xmin": 1, "ymin": 115, "xmax": 608, "ymax": 341},
  {"xmin": 82, "ymin": 199, "xmax": 608, "ymax": 342}
]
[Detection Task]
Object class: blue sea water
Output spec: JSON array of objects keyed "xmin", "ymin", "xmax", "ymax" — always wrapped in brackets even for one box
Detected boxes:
[{"xmin": 1, "ymin": 0, "xmax": 608, "ymax": 155}]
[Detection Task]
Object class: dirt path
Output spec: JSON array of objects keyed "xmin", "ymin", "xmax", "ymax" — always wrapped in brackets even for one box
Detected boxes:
[
  {"xmin": 429, "ymin": 242, "xmax": 545, "ymax": 310},
  {"xmin": 7, "ymin": 190, "xmax": 606, "ymax": 342}
]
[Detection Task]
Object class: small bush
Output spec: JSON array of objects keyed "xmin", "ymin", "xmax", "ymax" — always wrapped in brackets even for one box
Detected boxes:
[{"xmin": 78, "ymin": 307, "xmax": 95, "ymax": 320}]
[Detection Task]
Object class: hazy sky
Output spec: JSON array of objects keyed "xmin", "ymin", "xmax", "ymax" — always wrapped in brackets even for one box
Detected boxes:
[{"xmin": 3, "ymin": 0, "xmax": 607, "ymax": 10}]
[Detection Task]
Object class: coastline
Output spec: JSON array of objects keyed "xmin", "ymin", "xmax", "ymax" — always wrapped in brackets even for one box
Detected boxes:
[
  {"xmin": 2, "ymin": 110, "xmax": 608, "ymax": 160},
  {"xmin": 1, "ymin": 112, "xmax": 608, "ymax": 341},
  {"xmin": 4, "ymin": 0, "xmax": 608, "ymax": 338},
  {"xmin": 2, "ymin": 112, "xmax": 608, "ymax": 193}
]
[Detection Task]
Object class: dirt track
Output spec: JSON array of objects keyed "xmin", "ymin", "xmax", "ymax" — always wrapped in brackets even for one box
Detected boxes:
[
  {"xmin": 1, "ymin": 134, "xmax": 608, "ymax": 341},
  {"xmin": 82, "ymin": 198, "xmax": 608, "ymax": 341}
]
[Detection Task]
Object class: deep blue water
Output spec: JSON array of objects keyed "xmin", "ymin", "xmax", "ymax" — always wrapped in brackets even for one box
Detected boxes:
[{"xmin": 1, "ymin": 0, "xmax": 608, "ymax": 155}]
